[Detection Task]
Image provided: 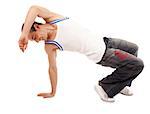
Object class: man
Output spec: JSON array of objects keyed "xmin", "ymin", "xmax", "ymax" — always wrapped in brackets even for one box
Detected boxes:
[{"xmin": 18, "ymin": 5, "xmax": 144, "ymax": 102}]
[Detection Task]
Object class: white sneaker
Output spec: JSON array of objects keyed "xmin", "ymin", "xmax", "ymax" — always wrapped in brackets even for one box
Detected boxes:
[
  {"xmin": 94, "ymin": 85, "xmax": 115, "ymax": 102},
  {"xmin": 120, "ymin": 86, "xmax": 133, "ymax": 96}
]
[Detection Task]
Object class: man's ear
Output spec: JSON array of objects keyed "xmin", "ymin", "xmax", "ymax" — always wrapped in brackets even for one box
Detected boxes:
[{"xmin": 34, "ymin": 24, "xmax": 40, "ymax": 31}]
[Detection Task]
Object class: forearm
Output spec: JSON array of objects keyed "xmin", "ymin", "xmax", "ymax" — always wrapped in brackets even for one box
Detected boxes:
[
  {"xmin": 22, "ymin": 6, "xmax": 39, "ymax": 34},
  {"xmin": 49, "ymin": 67, "xmax": 57, "ymax": 95}
]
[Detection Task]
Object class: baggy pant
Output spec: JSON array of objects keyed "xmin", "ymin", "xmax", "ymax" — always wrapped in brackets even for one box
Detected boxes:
[{"xmin": 96, "ymin": 37, "xmax": 144, "ymax": 98}]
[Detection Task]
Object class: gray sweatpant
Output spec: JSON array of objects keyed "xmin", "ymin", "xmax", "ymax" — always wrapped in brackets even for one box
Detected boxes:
[{"xmin": 97, "ymin": 37, "xmax": 144, "ymax": 98}]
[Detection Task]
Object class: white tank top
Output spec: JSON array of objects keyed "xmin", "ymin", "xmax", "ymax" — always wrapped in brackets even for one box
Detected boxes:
[{"xmin": 45, "ymin": 17, "xmax": 106, "ymax": 63}]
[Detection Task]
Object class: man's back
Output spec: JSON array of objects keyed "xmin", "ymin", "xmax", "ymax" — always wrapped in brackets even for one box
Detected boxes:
[{"xmin": 51, "ymin": 18, "xmax": 106, "ymax": 63}]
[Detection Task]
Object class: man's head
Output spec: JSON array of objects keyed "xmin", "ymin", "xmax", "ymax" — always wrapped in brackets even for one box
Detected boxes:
[{"xmin": 21, "ymin": 22, "xmax": 50, "ymax": 42}]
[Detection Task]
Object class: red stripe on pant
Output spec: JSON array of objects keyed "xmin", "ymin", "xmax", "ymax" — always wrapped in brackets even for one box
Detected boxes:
[{"xmin": 114, "ymin": 50, "xmax": 129, "ymax": 60}]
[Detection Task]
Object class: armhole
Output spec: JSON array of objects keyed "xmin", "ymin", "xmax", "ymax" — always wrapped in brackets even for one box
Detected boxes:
[{"xmin": 45, "ymin": 40, "xmax": 63, "ymax": 51}]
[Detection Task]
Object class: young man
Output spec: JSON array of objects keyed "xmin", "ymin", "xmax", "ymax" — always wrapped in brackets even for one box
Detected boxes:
[{"xmin": 18, "ymin": 5, "xmax": 144, "ymax": 102}]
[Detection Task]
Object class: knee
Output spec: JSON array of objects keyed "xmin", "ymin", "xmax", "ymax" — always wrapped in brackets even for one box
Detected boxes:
[
  {"xmin": 127, "ymin": 58, "xmax": 144, "ymax": 78},
  {"xmin": 132, "ymin": 43, "xmax": 139, "ymax": 56},
  {"xmin": 135, "ymin": 58, "xmax": 144, "ymax": 72},
  {"xmin": 133, "ymin": 43, "xmax": 139, "ymax": 51}
]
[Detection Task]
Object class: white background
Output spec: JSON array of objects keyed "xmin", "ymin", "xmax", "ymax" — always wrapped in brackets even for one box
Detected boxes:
[{"xmin": 0, "ymin": 0, "xmax": 150, "ymax": 113}]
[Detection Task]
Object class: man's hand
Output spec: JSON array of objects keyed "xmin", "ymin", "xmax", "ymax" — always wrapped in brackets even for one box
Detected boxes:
[
  {"xmin": 37, "ymin": 92, "xmax": 55, "ymax": 98},
  {"xmin": 18, "ymin": 34, "xmax": 28, "ymax": 52}
]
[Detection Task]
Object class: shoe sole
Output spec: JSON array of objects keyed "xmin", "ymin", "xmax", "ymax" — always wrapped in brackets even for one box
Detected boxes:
[
  {"xmin": 120, "ymin": 92, "xmax": 133, "ymax": 96},
  {"xmin": 94, "ymin": 85, "xmax": 115, "ymax": 103}
]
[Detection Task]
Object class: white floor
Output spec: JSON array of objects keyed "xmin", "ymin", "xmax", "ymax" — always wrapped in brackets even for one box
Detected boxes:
[{"xmin": 0, "ymin": 0, "xmax": 150, "ymax": 114}]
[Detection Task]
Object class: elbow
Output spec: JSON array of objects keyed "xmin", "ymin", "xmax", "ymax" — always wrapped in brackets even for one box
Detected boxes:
[
  {"xmin": 29, "ymin": 5, "xmax": 40, "ymax": 13},
  {"xmin": 30, "ymin": 5, "xmax": 38, "ymax": 9},
  {"xmin": 49, "ymin": 66, "xmax": 57, "ymax": 72}
]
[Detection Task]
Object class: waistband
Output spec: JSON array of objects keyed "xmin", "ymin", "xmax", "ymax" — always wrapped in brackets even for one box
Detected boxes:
[{"xmin": 96, "ymin": 37, "xmax": 109, "ymax": 64}]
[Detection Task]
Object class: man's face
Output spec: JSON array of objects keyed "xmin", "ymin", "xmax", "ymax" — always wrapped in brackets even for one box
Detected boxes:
[{"xmin": 28, "ymin": 26, "xmax": 48, "ymax": 42}]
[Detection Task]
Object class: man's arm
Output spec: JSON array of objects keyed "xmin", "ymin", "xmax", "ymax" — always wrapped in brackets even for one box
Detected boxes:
[
  {"xmin": 37, "ymin": 45, "xmax": 57, "ymax": 98},
  {"xmin": 22, "ymin": 5, "xmax": 62, "ymax": 35},
  {"xmin": 18, "ymin": 5, "xmax": 63, "ymax": 52}
]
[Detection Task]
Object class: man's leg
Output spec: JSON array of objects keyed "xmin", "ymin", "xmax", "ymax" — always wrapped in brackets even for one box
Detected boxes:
[
  {"xmin": 103, "ymin": 37, "xmax": 139, "ymax": 87},
  {"xmin": 98, "ymin": 48, "xmax": 144, "ymax": 98}
]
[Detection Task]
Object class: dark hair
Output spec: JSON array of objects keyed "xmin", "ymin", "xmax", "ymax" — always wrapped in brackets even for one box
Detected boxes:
[{"xmin": 21, "ymin": 21, "xmax": 43, "ymax": 32}]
